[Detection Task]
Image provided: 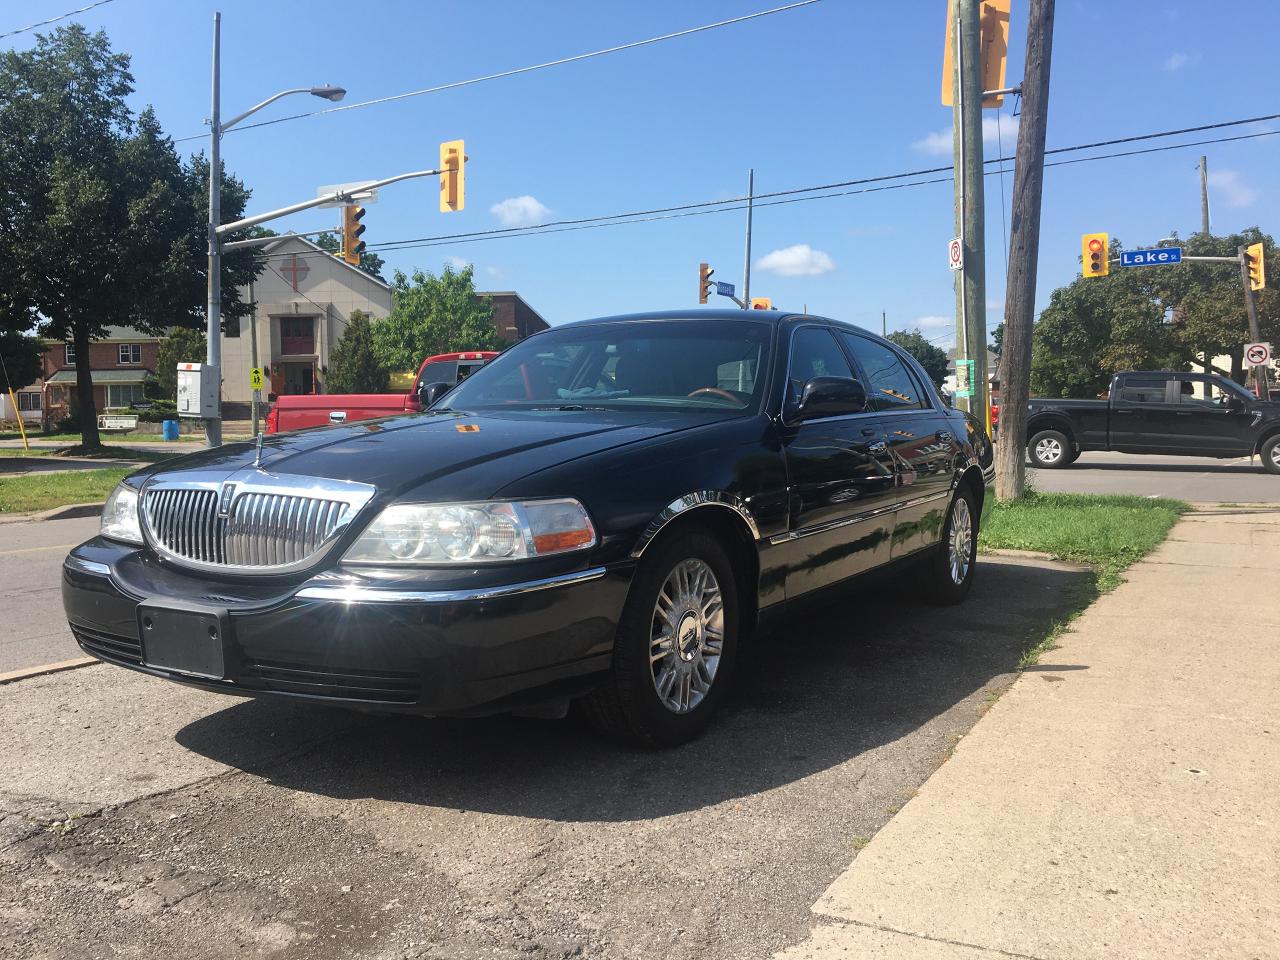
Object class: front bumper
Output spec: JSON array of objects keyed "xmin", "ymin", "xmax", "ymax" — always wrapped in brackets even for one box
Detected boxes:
[{"xmin": 62, "ymin": 539, "xmax": 632, "ymax": 716}]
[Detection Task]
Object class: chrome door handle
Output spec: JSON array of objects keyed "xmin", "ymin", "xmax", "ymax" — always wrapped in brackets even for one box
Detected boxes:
[
  {"xmin": 937, "ymin": 431, "xmax": 954, "ymax": 443},
  {"xmin": 868, "ymin": 440, "xmax": 888, "ymax": 454}
]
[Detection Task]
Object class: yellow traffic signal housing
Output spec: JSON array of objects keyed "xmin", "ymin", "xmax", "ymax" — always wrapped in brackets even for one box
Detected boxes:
[
  {"xmin": 342, "ymin": 204, "xmax": 367, "ymax": 266},
  {"xmin": 1082, "ymin": 232, "xmax": 1109, "ymax": 278},
  {"xmin": 698, "ymin": 262, "xmax": 714, "ymax": 304},
  {"xmin": 1247, "ymin": 242, "xmax": 1266, "ymax": 291},
  {"xmin": 440, "ymin": 139, "xmax": 465, "ymax": 213},
  {"xmin": 750, "ymin": 297, "xmax": 773, "ymax": 310},
  {"xmin": 941, "ymin": 0, "xmax": 1011, "ymax": 108}
]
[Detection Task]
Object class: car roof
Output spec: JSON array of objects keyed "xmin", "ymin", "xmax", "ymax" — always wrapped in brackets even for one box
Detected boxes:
[{"xmin": 558, "ymin": 308, "xmax": 881, "ymax": 341}]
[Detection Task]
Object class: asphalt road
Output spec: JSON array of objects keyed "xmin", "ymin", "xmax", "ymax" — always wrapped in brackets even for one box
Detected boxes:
[
  {"xmin": 0, "ymin": 515, "xmax": 98, "ymax": 673},
  {"xmin": 1030, "ymin": 451, "xmax": 1280, "ymax": 502},
  {"xmin": 0, "ymin": 555, "xmax": 1088, "ymax": 960}
]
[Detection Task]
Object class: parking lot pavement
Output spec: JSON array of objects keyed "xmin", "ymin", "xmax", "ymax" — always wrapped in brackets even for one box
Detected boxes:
[
  {"xmin": 1029, "ymin": 451, "xmax": 1279, "ymax": 502},
  {"xmin": 0, "ymin": 555, "xmax": 1089, "ymax": 960},
  {"xmin": 0, "ymin": 516, "xmax": 99, "ymax": 674}
]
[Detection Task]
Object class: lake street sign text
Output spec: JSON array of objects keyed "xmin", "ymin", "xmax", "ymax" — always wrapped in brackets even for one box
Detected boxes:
[{"xmin": 1120, "ymin": 247, "xmax": 1183, "ymax": 267}]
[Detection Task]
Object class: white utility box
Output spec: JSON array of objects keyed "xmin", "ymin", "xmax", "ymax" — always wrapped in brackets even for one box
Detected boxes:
[{"xmin": 176, "ymin": 363, "xmax": 219, "ymax": 418}]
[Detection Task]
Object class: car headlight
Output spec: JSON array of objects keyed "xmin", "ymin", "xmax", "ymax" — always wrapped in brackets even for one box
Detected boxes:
[
  {"xmin": 344, "ymin": 498, "xmax": 597, "ymax": 565},
  {"xmin": 101, "ymin": 483, "xmax": 143, "ymax": 545}
]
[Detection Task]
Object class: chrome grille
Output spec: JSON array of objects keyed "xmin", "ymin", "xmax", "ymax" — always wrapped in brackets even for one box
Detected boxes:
[{"xmin": 141, "ymin": 473, "xmax": 373, "ymax": 573}]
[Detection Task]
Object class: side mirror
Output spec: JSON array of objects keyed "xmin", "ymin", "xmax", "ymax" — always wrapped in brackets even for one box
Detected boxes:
[
  {"xmin": 1227, "ymin": 394, "xmax": 1246, "ymax": 411},
  {"xmin": 417, "ymin": 381, "xmax": 452, "ymax": 408},
  {"xmin": 793, "ymin": 376, "xmax": 868, "ymax": 422}
]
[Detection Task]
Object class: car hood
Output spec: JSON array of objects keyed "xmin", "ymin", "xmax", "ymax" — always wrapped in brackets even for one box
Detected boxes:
[{"xmin": 138, "ymin": 408, "xmax": 710, "ymax": 502}]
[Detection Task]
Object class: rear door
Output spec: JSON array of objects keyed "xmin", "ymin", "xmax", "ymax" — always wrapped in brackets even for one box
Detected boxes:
[
  {"xmin": 1108, "ymin": 375, "xmax": 1177, "ymax": 451},
  {"xmin": 777, "ymin": 325, "xmax": 898, "ymax": 598},
  {"xmin": 839, "ymin": 332, "xmax": 958, "ymax": 558}
]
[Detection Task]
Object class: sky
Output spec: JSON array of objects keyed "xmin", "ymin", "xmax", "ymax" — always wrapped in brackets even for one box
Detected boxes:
[{"xmin": 5, "ymin": 0, "xmax": 1279, "ymax": 344}]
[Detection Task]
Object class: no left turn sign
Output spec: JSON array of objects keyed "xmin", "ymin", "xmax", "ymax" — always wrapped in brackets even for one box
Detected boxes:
[
  {"xmin": 1245, "ymin": 342, "xmax": 1272, "ymax": 366},
  {"xmin": 948, "ymin": 237, "xmax": 963, "ymax": 272}
]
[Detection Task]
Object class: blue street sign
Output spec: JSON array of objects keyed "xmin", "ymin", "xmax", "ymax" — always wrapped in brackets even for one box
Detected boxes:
[
  {"xmin": 1120, "ymin": 247, "xmax": 1183, "ymax": 267},
  {"xmin": 715, "ymin": 281, "xmax": 736, "ymax": 297}
]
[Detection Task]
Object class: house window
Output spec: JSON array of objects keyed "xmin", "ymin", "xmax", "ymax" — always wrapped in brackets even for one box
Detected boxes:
[
  {"xmin": 64, "ymin": 343, "xmax": 76, "ymax": 365},
  {"xmin": 118, "ymin": 343, "xmax": 142, "ymax": 364},
  {"xmin": 18, "ymin": 392, "xmax": 41, "ymax": 412},
  {"xmin": 106, "ymin": 383, "xmax": 147, "ymax": 409}
]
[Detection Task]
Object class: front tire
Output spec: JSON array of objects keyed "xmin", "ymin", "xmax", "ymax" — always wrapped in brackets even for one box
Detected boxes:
[
  {"xmin": 923, "ymin": 487, "xmax": 978, "ymax": 605},
  {"xmin": 582, "ymin": 530, "xmax": 739, "ymax": 746},
  {"xmin": 1262, "ymin": 434, "xmax": 1280, "ymax": 476},
  {"xmin": 1028, "ymin": 429, "xmax": 1072, "ymax": 468}
]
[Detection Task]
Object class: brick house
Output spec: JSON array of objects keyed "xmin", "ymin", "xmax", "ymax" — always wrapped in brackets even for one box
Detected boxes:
[
  {"xmin": 479, "ymin": 291, "xmax": 549, "ymax": 342},
  {"xmin": 21, "ymin": 326, "xmax": 161, "ymax": 429}
]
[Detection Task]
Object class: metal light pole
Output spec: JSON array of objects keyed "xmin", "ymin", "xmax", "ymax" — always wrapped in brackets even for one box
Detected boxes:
[
  {"xmin": 205, "ymin": 11, "xmax": 345, "ymax": 446},
  {"xmin": 741, "ymin": 169, "xmax": 754, "ymax": 309}
]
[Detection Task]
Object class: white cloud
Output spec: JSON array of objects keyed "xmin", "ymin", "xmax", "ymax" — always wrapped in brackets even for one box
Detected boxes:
[
  {"xmin": 913, "ymin": 314, "xmax": 953, "ymax": 330},
  {"xmin": 755, "ymin": 244, "xmax": 836, "ymax": 277},
  {"xmin": 1208, "ymin": 169, "xmax": 1258, "ymax": 208},
  {"xmin": 1163, "ymin": 51, "xmax": 1199, "ymax": 71},
  {"xmin": 489, "ymin": 195, "xmax": 552, "ymax": 227},
  {"xmin": 444, "ymin": 255, "xmax": 472, "ymax": 272},
  {"xmin": 912, "ymin": 115, "xmax": 1018, "ymax": 155},
  {"xmin": 484, "ymin": 265, "xmax": 501, "ymax": 278}
]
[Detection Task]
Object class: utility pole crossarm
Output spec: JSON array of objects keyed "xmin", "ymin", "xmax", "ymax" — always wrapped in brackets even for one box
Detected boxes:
[{"xmin": 216, "ymin": 169, "xmax": 441, "ymax": 237}]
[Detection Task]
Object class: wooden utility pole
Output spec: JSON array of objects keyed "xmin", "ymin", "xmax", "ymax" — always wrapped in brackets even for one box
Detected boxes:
[
  {"xmin": 1198, "ymin": 156, "xmax": 1211, "ymax": 236},
  {"xmin": 994, "ymin": 0, "xmax": 1055, "ymax": 502},
  {"xmin": 952, "ymin": 0, "xmax": 988, "ymax": 422}
]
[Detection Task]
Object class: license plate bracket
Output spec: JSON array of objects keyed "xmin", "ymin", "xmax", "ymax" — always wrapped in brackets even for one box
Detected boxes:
[{"xmin": 138, "ymin": 601, "xmax": 229, "ymax": 680}]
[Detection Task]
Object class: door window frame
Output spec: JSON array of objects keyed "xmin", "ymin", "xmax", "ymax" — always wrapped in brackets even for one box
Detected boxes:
[
  {"xmin": 780, "ymin": 323, "xmax": 870, "ymax": 424},
  {"xmin": 836, "ymin": 329, "xmax": 941, "ymax": 417}
]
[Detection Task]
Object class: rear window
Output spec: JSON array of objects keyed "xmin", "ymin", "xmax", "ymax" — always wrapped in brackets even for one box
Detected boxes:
[{"xmin": 1118, "ymin": 378, "xmax": 1167, "ymax": 403}]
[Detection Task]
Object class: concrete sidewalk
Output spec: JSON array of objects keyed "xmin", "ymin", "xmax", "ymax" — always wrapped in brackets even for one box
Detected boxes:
[{"xmin": 780, "ymin": 507, "xmax": 1280, "ymax": 960}]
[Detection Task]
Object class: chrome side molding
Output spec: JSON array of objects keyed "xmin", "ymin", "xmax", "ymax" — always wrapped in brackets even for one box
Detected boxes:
[
  {"xmin": 631, "ymin": 490, "xmax": 761, "ymax": 559},
  {"xmin": 294, "ymin": 566, "xmax": 609, "ymax": 604}
]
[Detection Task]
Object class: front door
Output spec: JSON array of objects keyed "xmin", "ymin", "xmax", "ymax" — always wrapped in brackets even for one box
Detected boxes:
[
  {"xmin": 282, "ymin": 362, "xmax": 314, "ymax": 395},
  {"xmin": 1172, "ymin": 375, "xmax": 1255, "ymax": 456},
  {"xmin": 839, "ymin": 331, "xmax": 958, "ymax": 558},
  {"xmin": 778, "ymin": 325, "xmax": 898, "ymax": 598}
]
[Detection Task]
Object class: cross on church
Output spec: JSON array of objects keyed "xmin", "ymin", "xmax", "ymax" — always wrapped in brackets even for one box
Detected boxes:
[{"xmin": 280, "ymin": 254, "xmax": 310, "ymax": 292}]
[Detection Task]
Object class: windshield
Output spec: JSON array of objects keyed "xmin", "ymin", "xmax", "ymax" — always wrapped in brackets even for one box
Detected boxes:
[{"xmin": 441, "ymin": 319, "xmax": 773, "ymax": 414}]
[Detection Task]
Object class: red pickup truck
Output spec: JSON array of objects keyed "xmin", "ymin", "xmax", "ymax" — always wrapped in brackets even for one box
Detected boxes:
[{"xmin": 266, "ymin": 351, "xmax": 498, "ymax": 434}]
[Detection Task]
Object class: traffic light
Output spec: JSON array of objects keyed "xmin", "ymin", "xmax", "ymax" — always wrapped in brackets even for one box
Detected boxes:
[
  {"xmin": 342, "ymin": 204, "xmax": 367, "ymax": 266},
  {"xmin": 1082, "ymin": 232, "xmax": 1109, "ymax": 278},
  {"xmin": 699, "ymin": 262, "xmax": 714, "ymax": 304},
  {"xmin": 1246, "ymin": 242, "xmax": 1266, "ymax": 291},
  {"xmin": 439, "ymin": 139, "xmax": 465, "ymax": 213},
  {"xmin": 750, "ymin": 297, "xmax": 772, "ymax": 310}
]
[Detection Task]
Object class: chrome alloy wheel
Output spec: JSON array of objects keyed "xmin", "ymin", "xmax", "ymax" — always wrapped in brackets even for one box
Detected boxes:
[
  {"xmin": 948, "ymin": 497, "xmax": 973, "ymax": 586},
  {"xmin": 1034, "ymin": 436, "xmax": 1064, "ymax": 464},
  {"xmin": 650, "ymin": 558, "xmax": 725, "ymax": 714},
  {"xmin": 1271, "ymin": 443, "xmax": 1280, "ymax": 471}
]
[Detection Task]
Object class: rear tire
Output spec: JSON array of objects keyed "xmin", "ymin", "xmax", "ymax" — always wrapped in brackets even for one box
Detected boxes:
[
  {"xmin": 922, "ymin": 487, "xmax": 978, "ymax": 606},
  {"xmin": 582, "ymin": 530, "xmax": 739, "ymax": 746},
  {"xmin": 1028, "ymin": 429, "xmax": 1072, "ymax": 469},
  {"xmin": 1262, "ymin": 434, "xmax": 1280, "ymax": 476}
]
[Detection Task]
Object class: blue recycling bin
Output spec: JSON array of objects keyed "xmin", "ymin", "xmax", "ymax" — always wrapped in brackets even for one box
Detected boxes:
[{"xmin": 161, "ymin": 419, "xmax": 180, "ymax": 442}]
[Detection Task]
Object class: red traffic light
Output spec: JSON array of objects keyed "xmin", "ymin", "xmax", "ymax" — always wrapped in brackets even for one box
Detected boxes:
[{"xmin": 1087, "ymin": 238, "xmax": 1103, "ymax": 253}]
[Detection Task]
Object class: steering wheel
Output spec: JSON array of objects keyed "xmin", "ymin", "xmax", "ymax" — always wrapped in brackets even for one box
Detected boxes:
[{"xmin": 687, "ymin": 387, "xmax": 741, "ymax": 404}]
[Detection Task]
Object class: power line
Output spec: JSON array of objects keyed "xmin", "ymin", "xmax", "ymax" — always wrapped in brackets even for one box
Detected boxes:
[
  {"xmin": 173, "ymin": 0, "xmax": 823, "ymax": 143},
  {"xmin": 0, "ymin": 0, "xmax": 119, "ymax": 40}
]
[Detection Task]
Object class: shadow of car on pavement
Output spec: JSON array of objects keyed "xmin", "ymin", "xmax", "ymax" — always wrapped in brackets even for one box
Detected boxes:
[{"xmin": 175, "ymin": 558, "xmax": 1092, "ymax": 822}]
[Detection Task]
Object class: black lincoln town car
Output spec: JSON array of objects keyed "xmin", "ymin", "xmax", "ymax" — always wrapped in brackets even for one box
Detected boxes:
[{"xmin": 64, "ymin": 310, "xmax": 994, "ymax": 745}]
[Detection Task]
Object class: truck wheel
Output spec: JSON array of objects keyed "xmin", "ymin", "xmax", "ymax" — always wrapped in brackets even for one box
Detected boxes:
[
  {"xmin": 1028, "ymin": 429, "xmax": 1072, "ymax": 468},
  {"xmin": 1262, "ymin": 435, "xmax": 1280, "ymax": 475},
  {"xmin": 582, "ymin": 530, "xmax": 739, "ymax": 747}
]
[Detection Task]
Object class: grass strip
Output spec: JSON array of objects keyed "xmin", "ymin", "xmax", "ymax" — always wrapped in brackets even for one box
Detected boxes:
[
  {"xmin": 980, "ymin": 491, "xmax": 1189, "ymax": 665},
  {"xmin": 0, "ymin": 467, "xmax": 134, "ymax": 513}
]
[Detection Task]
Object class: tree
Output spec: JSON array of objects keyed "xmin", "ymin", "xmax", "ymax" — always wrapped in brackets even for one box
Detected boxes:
[
  {"xmin": 989, "ymin": 322, "xmax": 1005, "ymax": 356},
  {"xmin": 886, "ymin": 329, "xmax": 949, "ymax": 386},
  {"xmin": 153, "ymin": 328, "xmax": 207, "ymax": 401},
  {"xmin": 0, "ymin": 26, "xmax": 259, "ymax": 450},
  {"xmin": 312, "ymin": 231, "xmax": 386, "ymax": 281},
  {"xmin": 0, "ymin": 331, "xmax": 43, "ymax": 398},
  {"xmin": 325, "ymin": 310, "xmax": 388, "ymax": 393},
  {"xmin": 373, "ymin": 264, "xmax": 503, "ymax": 371}
]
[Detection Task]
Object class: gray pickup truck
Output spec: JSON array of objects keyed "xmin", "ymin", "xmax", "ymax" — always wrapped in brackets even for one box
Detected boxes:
[{"xmin": 1025, "ymin": 370, "xmax": 1280, "ymax": 474}]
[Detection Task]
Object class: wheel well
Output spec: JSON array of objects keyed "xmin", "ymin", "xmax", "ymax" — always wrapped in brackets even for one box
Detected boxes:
[
  {"xmin": 1255, "ymin": 427, "xmax": 1280, "ymax": 456},
  {"xmin": 1027, "ymin": 417, "xmax": 1076, "ymax": 448},
  {"xmin": 637, "ymin": 506, "xmax": 760, "ymax": 640},
  {"xmin": 958, "ymin": 466, "xmax": 986, "ymax": 524}
]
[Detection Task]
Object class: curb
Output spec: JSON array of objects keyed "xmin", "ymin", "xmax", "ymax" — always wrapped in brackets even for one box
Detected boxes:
[
  {"xmin": 980, "ymin": 547, "xmax": 1057, "ymax": 561},
  {"xmin": 0, "ymin": 502, "xmax": 104, "ymax": 524},
  {"xmin": 0, "ymin": 657, "xmax": 98, "ymax": 685}
]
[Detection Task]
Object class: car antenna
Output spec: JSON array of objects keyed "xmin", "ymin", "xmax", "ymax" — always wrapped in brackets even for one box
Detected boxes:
[{"xmin": 253, "ymin": 433, "xmax": 263, "ymax": 470}]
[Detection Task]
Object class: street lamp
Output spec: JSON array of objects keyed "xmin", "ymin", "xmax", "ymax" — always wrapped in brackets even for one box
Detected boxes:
[{"xmin": 204, "ymin": 11, "xmax": 345, "ymax": 447}]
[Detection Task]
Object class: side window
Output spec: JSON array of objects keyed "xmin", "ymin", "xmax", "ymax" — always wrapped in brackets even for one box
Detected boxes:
[
  {"xmin": 1178, "ymin": 377, "xmax": 1241, "ymax": 407},
  {"xmin": 839, "ymin": 334, "xmax": 926, "ymax": 411},
  {"xmin": 1117, "ymin": 377, "xmax": 1168, "ymax": 403},
  {"xmin": 787, "ymin": 327, "xmax": 854, "ymax": 406},
  {"xmin": 418, "ymin": 361, "xmax": 458, "ymax": 386}
]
